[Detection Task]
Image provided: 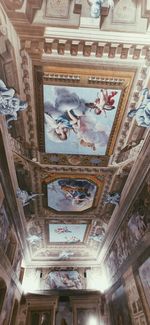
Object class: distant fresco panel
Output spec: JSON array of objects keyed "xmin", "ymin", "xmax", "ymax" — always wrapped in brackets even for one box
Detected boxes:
[{"xmin": 49, "ymin": 224, "xmax": 87, "ymax": 243}]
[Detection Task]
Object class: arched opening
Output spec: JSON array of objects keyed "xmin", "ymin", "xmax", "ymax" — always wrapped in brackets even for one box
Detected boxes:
[
  {"xmin": 0, "ymin": 278, "xmax": 7, "ymax": 314},
  {"xmin": 10, "ymin": 299, "xmax": 19, "ymax": 325}
]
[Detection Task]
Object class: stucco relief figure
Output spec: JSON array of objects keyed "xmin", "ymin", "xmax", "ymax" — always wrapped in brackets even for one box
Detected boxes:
[
  {"xmin": 128, "ymin": 212, "xmax": 147, "ymax": 241},
  {"xmin": 88, "ymin": 0, "xmax": 114, "ymax": 18},
  {"xmin": 0, "ymin": 206, "xmax": 10, "ymax": 249},
  {"xmin": 0, "ymin": 79, "xmax": 28, "ymax": 127},
  {"xmin": 16, "ymin": 188, "xmax": 43, "ymax": 206},
  {"xmin": 107, "ymin": 250, "xmax": 118, "ymax": 276},
  {"xmin": 89, "ymin": 225, "xmax": 105, "ymax": 242},
  {"xmin": 58, "ymin": 251, "xmax": 74, "ymax": 260},
  {"xmin": 115, "ymin": 230, "xmax": 129, "ymax": 266},
  {"xmin": 128, "ymin": 88, "xmax": 150, "ymax": 127},
  {"xmin": 104, "ymin": 192, "xmax": 120, "ymax": 205},
  {"xmin": 27, "ymin": 234, "xmax": 42, "ymax": 245}
]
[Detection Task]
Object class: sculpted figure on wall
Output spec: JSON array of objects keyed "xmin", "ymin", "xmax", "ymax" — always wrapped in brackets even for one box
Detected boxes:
[
  {"xmin": 16, "ymin": 188, "xmax": 43, "ymax": 206},
  {"xmin": 0, "ymin": 80, "xmax": 28, "ymax": 127},
  {"xmin": 58, "ymin": 251, "xmax": 74, "ymax": 260},
  {"xmin": 128, "ymin": 88, "xmax": 150, "ymax": 127},
  {"xmin": 104, "ymin": 192, "xmax": 120, "ymax": 205},
  {"xmin": 88, "ymin": 0, "xmax": 114, "ymax": 18}
]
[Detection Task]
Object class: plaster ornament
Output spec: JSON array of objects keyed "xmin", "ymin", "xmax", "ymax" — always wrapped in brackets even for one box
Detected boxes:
[
  {"xmin": 0, "ymin": 79, "xmax": 28, "ymax": 127},
  {"xmin": 88, "ymin": 0, "xmax": 114, "ymax": 18},
  {"xmin": 104, "ymin": 192, "xmax": 120, "ymax": 205},
  {"xmin": 16, "ymin": 188, "xmax": 43, "ymax": 206}
]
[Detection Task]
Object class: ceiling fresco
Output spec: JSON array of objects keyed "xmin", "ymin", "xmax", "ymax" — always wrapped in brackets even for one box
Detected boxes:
[
  {"xmin": 44, "ymin": 85, "xmax": 121, "ymax": 156},
  {"xmin": 48, "ymin": 224, "xmax": 87, "ymax": 244},
  {"xmin": 35, "ymin": 67, "xmax": 135, "ymax": 167},
  {"xmin": 47, "ymin": 178, "xmax": 97, "ymax": 212},
  {"xmin": 43, "ymin": 173, "xmax": 103, "ymax": 214}
]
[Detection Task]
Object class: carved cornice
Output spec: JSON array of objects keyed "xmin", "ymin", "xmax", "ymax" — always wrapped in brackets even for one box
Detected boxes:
[{"xmin": 21, "ymin": 37, "xmax": 150, "ymax": 61}]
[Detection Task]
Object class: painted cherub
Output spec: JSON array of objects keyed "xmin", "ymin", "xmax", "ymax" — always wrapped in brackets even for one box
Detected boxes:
[
  {"xmin": 85, "ymin": 89, "xmax": 117, "ymax": 115},
  {"xmin": 128, "ymin": 88, "xmax": 150, "ymax": 127}
]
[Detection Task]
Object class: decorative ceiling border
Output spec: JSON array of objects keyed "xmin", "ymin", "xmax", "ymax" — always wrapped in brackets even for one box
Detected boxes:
[
  {"xmin": 34, "ymin": 65, "xmax": 134, "ymax": 166},
  {"xmin": 20, "ymin": 41, "xmax": 150, "ymax": 156}
]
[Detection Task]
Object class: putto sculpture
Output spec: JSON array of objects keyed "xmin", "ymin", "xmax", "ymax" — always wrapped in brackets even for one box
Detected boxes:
[
  {"xmin": 104, "ymin": 192, "xmax": 120, "ymax": 205},
  {"xmin": 0, "ymin": 79, "xmax": 28, "ymax": 127},
  {"xmin": 128, "ymin": 88, "xmax": 150, "ymax": 128},
  {"xmin": 16, "ymin": 188, "xmax": 43, "ymax": 206},
  {"xmin": 27, "ymin": 234, "xmax": 42, "ymax": 245},
  {"xmin": 88, "ymin": 0, "xmax": 114, "ymax": 18}
]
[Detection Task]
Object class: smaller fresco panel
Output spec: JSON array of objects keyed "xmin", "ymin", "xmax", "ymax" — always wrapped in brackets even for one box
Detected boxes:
[
  {"xmin": 47, "ymin": 270, "xmax": 82, "ymax": 289},
  {"xmin": 47, "ymin": 178, "xmax": 97, "ymax": 212},
  {"xmin": 49, "ymin": 224, "xmax": 87, "ymax": 243}
]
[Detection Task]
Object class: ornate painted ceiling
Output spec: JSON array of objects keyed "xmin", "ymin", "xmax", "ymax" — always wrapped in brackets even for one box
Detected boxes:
[{"xmin": 0, "ymin": 0, "xmax": 150, "ymax": 273}]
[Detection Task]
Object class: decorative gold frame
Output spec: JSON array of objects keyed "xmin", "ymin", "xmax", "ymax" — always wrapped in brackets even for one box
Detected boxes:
[
  {"xmin": 42, "ymin": 173, "xmax": 104, "ymax": 213},
  {"xmin": 45, "ymin": 219, "xmax": 91, "ymax": 247},
  {"xmin": 35, "ymin": 65, "xmax": 135, "ymax": 167}
]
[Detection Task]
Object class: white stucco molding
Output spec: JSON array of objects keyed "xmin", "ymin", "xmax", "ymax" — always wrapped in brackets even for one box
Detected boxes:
[{"xmin": 45, "ymin": 27, "xmax": 150, "ymax": 46}]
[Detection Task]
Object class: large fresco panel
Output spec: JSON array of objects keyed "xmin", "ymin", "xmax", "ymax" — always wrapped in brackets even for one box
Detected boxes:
[{"xmin": 44, "ymin": 85, "xmax": 121, "ymax": 156}]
